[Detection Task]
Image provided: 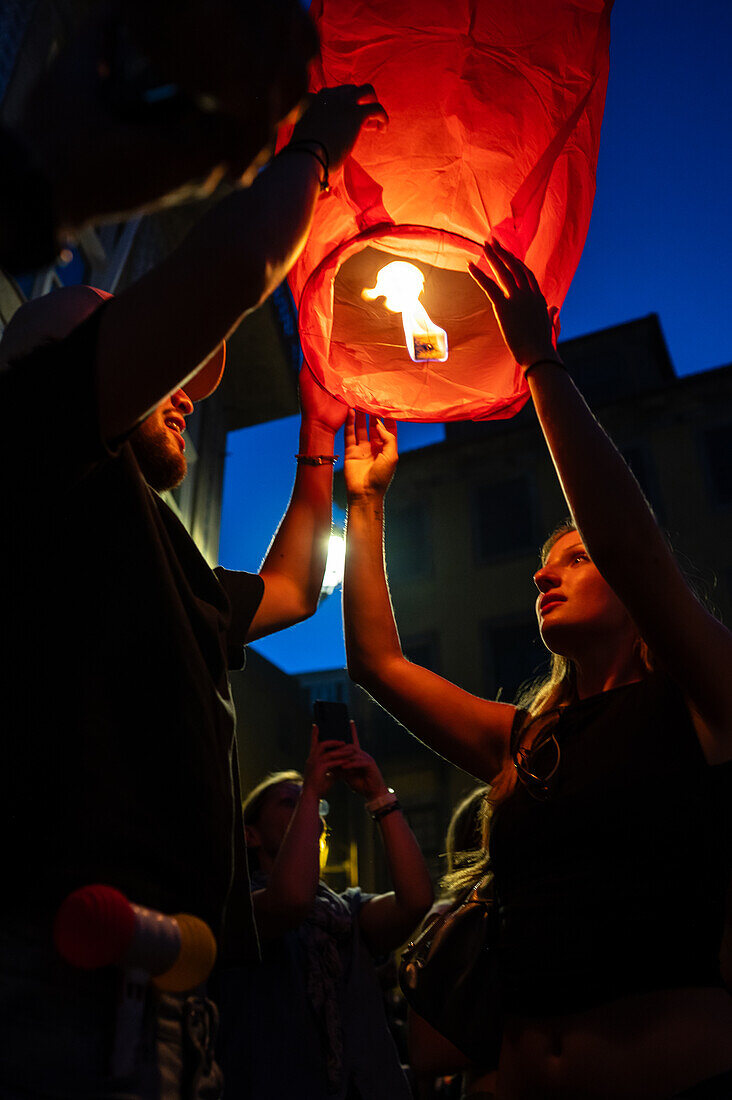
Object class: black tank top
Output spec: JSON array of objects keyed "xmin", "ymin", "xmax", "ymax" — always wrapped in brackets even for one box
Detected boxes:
[{"xmin": 490, "ymin": 675, "xmax": 732, "ymax": 1016}]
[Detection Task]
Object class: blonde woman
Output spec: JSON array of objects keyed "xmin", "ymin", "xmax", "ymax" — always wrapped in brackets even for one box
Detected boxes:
[{"xmin": 342, "ymin": 239, "xmax": 732, "ymax": 1099}]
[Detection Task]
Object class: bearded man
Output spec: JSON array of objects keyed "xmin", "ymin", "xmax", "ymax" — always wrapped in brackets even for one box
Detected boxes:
[{"xmin": 0, "ymin": 84, "xmax": 386, "ymax": 1098}]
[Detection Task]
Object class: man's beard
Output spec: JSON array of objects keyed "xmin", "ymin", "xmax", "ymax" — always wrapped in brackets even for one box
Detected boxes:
[{"xmin": 130, "ymin": 414, "xmax": 187, "ymax": 492}]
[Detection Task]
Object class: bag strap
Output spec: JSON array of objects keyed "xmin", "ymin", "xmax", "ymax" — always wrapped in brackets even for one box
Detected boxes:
[{"xmin": 466, "ymin": 872, "xmax": 494, "ymax": 904}]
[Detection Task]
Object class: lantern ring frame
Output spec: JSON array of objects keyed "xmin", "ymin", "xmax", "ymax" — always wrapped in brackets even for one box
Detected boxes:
[{"xmin": 296, "ymin": 222, "xmax": 530, "ymax": 422}]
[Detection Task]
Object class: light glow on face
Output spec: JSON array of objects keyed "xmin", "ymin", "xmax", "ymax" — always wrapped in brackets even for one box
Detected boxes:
[
  {"xmin": 363, "ymin": 261, "xmax": 448, "ymax": 364},
  {"xmin": 533, "ymin": 531, "xmax": 634, "ymax": 651}
]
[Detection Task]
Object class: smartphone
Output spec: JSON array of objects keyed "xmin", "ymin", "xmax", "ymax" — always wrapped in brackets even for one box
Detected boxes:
[{"xmin": 313, "ymin": 700, "xmax": 352, "ymax": 743}]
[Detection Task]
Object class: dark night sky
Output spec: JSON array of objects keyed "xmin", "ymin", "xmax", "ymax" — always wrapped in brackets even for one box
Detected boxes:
[{"xmin": 220, "ymin": 0, "xmax": 732, "ymax": 674}]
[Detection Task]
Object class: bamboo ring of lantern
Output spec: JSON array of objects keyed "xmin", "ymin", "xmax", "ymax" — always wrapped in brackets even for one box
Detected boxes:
[{"xmin": 297, "ymin": 224, "xmax": 528, "ymax": 423}]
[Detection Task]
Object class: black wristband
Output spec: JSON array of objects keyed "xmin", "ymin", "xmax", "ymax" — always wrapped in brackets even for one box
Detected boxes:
[
  {"xmin": 279, "ymin": 140, "xmax": 330, "ymax": 192},
  {"xmin": 288, "ymin": 139, "xmax": 330, "ymax": 169},
  {"xmin": 372, "ymin": 800, "xmax": 402, "ymax": 823}
]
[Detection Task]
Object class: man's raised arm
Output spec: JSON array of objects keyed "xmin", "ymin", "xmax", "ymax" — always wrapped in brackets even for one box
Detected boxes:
[
  {"xmin": 97, "ymin": 86, "xmax": 387, "ymax": 444},
  {"xmin": 247, "ymin": 366, "xmax": 347, "ymax": 640}
]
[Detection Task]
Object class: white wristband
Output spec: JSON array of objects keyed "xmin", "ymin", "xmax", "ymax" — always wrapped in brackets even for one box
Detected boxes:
[{"xmin": 365, "ymin": 789, "xmax": 397, "ymax": 813}]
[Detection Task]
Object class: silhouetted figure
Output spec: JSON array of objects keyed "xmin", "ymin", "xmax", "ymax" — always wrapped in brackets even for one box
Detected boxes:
[
  {"xmin": 1, "ymin": 0, "xmax": 317, "ymax": 271},
  {"xmin": 0, "ymin": 84, "xmax": 386, "ymax": 1097}
]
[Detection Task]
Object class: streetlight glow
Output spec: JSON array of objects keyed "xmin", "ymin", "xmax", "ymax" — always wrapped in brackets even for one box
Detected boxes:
[{"xmin": 321, "ymin": 530, "xmax": 346, "ymax": 596}]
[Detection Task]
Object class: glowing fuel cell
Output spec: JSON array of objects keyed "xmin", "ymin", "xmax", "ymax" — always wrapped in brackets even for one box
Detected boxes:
[{"xmin": 363, "ymin": 262, "xmax": 448, "ymax": 364}]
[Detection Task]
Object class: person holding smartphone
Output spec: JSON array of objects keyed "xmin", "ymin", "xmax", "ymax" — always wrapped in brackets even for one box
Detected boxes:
[{"xmin": 218, "ymin": 721, "xmax": 433, "ymax": 1099}]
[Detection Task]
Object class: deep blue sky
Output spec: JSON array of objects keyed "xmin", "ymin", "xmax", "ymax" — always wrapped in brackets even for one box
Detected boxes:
[{"xmin": 219, "ymin": 0, "xmax": 732, "ymax": 674}]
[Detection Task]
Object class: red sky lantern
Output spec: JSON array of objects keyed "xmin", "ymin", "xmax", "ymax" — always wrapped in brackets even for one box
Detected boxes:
[{"xmin": 287, "ymin": 0, "xmax": 613, "ymax": 422}]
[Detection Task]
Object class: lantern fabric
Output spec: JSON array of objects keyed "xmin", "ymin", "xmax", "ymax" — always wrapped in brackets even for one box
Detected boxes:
[{"xmin": 285, "ymin": 0, "xmax": 613, "ymax": 422}]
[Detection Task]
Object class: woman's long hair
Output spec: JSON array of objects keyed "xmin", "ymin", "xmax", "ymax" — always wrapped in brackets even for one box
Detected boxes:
[
  {"xmin": 439, "ymin": 786, "xmax": 493, "ymax": 899},
  {"xmin": 488, "ymin": 520, "xmax": 654, "ymax": 807}
]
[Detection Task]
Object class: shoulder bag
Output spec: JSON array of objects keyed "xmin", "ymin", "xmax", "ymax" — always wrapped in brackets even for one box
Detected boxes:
[{"xmin": 399, "ymin": 874, "xmax": 502, "ymax": 1068}]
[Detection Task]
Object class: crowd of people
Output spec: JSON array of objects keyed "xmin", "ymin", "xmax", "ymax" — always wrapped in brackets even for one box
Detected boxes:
[{"xmin": 0, "ymin": 2, "xmax": 730, "ymax": 1098}]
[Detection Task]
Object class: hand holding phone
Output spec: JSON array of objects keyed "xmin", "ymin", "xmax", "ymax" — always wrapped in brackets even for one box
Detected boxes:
[
  {"xmin": 303, "ymin": 725, "xmax": 355, "ymax": 798},
  {"xmin": 312, "ymin": 700, "xmax": 352, "ymax": 743}
]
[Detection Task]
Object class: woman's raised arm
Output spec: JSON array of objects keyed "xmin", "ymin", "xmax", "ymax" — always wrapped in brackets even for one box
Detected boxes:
[
  {"xmin": 470, "ymin": 239, "xmax": 732, "ymax": 763},
  {"xmin": 343, "ymin": 410, "xmax": 514, "ymax": 782}
]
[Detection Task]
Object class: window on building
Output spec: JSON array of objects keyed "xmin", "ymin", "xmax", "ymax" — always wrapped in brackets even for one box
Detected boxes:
[
  {"xmin": 701, "ymin": 425, "xmax": 732, "ymax": 506},
  {"xmin": 403, "ymin": 802, "xmax": 442, "ymax": 860},
  {"xmin": 303, "ymin": 680, "xmax": 347, "ymax": 706},
  {"xmin": 483, "ymin": 619, "xmax": 547, "ymax": 702},
  {"xmin": 620, "ymin": 446, "xmax": 663, "ymax": 518},
  {"xmin": 402, "ymin": 632, "xmax": 441, "ymax": 675},
  {"xmin": 363, "ymin": 706, "xmax": 400, "ymax": 757},
  {"xmin": 386, "ymin": 502, "xmax": 433, "ymax": 580},
  {"xmin": 472, "ymin": 476, "xmax": 536, "ymax": 562}
]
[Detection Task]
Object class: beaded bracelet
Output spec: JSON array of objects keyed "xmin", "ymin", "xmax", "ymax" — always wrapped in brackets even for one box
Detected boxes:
[{"xmin": 295, "ymin": 454, "xmax": 339, "ymax": 465}]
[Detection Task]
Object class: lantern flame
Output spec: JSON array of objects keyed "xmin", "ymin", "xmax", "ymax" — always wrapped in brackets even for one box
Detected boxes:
[{"xmin": 363, "ymin": 262, "xmax": 448, "ymax": 363}]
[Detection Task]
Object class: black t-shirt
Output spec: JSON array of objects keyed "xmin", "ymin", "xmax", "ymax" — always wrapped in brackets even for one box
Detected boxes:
[
  {"xmin": 0, "ymin": 307, "xmax": 264, "ymax": 954},
  {"xmin": 490, "ymin": 675, "xmax": 732, "ymax": 1015}
]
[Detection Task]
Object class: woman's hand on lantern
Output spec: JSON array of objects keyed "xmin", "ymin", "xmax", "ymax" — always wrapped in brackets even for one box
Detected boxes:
[
  {"xmin": 299, "ymin": 362, "xmax": 348, "ymax": 435},
  {"xmin": 469, "ymin": 239, "xmax": 561, "ymax": 371},
  {"xmin": 303, "ymin": 726, "xmax": 355, "ymax": 798},
  {"xmin": 338, "ymin": 724, "xmax": 389, "ymax": 801},
  {"xmin": 291, "ymin": 84, "xmax": 388, "ymax": 172},
  {"xmin": 344, "ymin": 410, "xmax": 398, "ymax": 501}
]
